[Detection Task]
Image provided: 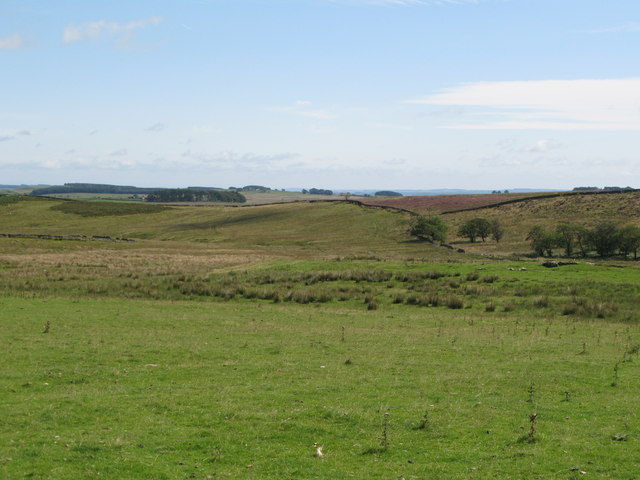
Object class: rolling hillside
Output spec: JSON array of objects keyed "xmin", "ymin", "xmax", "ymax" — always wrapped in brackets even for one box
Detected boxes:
[{"xmin": 0, "ymin": 195, "xmax": 456, "ymax": 261}]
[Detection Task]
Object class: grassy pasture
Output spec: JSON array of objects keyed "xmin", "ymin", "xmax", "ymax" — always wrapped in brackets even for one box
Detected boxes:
[
  {"xmin": 2, "ymin": 194, "xmax": 640, "ymax": 478},
  {"xmin": 2, "ymin": 296, "xmax": 640, "ymax": 479}
]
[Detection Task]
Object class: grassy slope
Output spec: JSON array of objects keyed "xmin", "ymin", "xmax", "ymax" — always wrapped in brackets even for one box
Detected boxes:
[{"xmin": 0, "ymin": 196, "xmax": 456, "ymax": 260}]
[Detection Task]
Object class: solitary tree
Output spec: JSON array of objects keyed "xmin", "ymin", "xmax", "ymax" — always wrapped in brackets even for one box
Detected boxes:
[{"xmin": 409, "ymin": 216, "xmax": 448, "ymax": 243}]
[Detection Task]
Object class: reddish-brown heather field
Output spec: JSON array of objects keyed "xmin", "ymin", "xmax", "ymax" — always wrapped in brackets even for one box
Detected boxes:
[{"xmin": 361, "ymin": 192, "xmax": 555, "ymax": 214}]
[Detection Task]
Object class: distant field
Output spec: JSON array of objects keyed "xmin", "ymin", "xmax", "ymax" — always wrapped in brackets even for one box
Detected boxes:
[
  {"xmin": 361, "ymin": 192, "xmax": 557, "ymax": 214},
  {"xmin": 32, "ymin": 190, "xmax": 343, "ymax": 205}
]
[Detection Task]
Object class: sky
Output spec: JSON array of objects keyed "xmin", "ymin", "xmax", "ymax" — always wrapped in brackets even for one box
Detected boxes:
[{"xmin": 1, "ymin": 0, "xmax": 640, "ymax": 191}]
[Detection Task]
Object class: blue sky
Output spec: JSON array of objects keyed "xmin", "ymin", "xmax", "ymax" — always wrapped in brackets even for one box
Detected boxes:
[{"xmin": 1, "ymin": 0, "xmax": 640, "ymax": 190}]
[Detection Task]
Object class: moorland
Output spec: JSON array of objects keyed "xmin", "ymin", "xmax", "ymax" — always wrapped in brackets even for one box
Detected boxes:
[{"xmin": 1, "ymin": 189, "xmax": 639, "ymax": 479}]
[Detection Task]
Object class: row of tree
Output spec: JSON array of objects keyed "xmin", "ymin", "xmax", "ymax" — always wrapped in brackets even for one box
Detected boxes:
[
  {"xmin": 408, "ymin": 216, "xmax": 505, "ymax": 244},
  {"xmin": 31, "ymin": 183, "xmax": 162, "ymax": 195},
  {"xmin": 302, "ymin": 188, "xmax": 333, "ymax": 195},
  {"xmin": 146, "ymin": 189, "xmax": 246, "ymax": 203},
  {"xmin": 527, "ymin": 223, "xmax": 640, "ymax": 258},
  {"xmin": 457, "ymin": 218, "xmax": 504, "ymax": 243}
]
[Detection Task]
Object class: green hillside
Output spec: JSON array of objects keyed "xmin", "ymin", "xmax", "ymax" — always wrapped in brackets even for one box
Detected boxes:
[{"xmin": 0, "ymin": 195, "xmax": 455, "ymax": 261}]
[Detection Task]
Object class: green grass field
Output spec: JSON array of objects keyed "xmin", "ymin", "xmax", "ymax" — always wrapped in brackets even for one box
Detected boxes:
[{"xmin": 1, "ymin": 194, "xmax": 640, "ymax": 479}]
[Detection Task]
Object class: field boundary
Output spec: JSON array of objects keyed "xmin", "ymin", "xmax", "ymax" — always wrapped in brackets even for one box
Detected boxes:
[{"xmin": 0, "ymin": 233, "xmax": 135, "ymax": 242}]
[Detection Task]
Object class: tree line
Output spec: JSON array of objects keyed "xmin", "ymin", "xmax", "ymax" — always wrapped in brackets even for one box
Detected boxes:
[
  {"xmin": 457, "ymin": 218, "xmax": 504, "ymax": 243},
  {"xmin": 146, "ymin": 189, "xmax": 246, "ymax": 203},
  {"xmin": 407, "ymin": 214, "xmax": 640, "ymax": 260},
  {"xmin": 527, "ymin": 223, "xmax": 640, "ymax": 259},
  {"xmin": 408, "ymin": 216, "xmax": 505, "ymax": 244},
  {"xmin": 302, "ymin": 188, "xmax": 333, "ymax": 195},
  {"xmin": 31, "ymin": 183, "xmax": 162, "ymax": 195}
]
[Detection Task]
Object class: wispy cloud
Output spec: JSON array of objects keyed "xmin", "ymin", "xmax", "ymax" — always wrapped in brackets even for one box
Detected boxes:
[
  {"xmin": 180, "ymin": 150, "xmax": 300, "ymax": 170},
  {"xmin": 407, "ymin": 78, "xmax": 640, "ymax": 130},
  {"xmin": 496, "ymin": 138, "xmax": 563, "ymax": 154},
  {"xmin": 63, "ymin": 16, "xmax": 163, "ymax": 44},
  {"xmin": 274, "ymin": 100, "xmax": 337, "ymax": 120},
  {"xmin": 0, "ymin": 34, "xmax": 26, "ymax": 50}
]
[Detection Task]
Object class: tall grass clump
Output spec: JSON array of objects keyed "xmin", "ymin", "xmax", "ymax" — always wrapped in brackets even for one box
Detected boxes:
[{"xmin": 445, "ymin": 295, "xmax": 464, "ymax": 309}]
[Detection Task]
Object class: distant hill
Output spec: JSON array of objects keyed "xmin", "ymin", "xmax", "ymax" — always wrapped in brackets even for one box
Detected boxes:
[{"xmin": 30, "ymin": 183, "xmax": 164, "ymax": 195}]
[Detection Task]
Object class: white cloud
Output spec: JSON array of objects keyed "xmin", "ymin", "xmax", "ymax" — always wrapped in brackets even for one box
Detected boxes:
[
  {"xmin": 63, "ymin": 16, "xmax": 163, "ymax": 43},
  {"xmin": 525, "ymin": 139, "xmax": 562, "ymax": 153},
  {"xmin": 110, "ymin": 148, "xmax": 128, "ymax": 156},
  {"xmin": 0, "ymin": 34, "xmax": 26, "ymax": 50},
  {"xmin": 0, "ymin": 135, "xmax": 15, "ymax": 142},
  {"xmin": 407, "ymin": 78, "xmax": 640, "ymax": 130}
]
